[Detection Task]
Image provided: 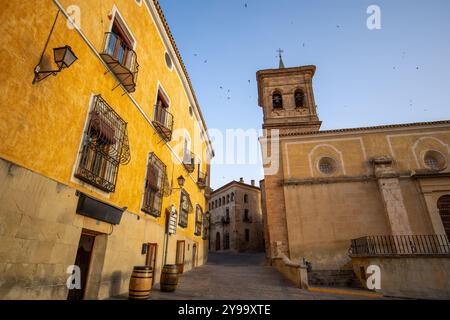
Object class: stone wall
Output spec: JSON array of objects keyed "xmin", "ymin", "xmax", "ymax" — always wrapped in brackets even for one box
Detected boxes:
[
  {"xmin": 352, "ymin": 256, "xmax": 450, "ymax": 299},
  {"xmin": 0, "ymin": 158, "xmax": 207, "ymax": 300}
]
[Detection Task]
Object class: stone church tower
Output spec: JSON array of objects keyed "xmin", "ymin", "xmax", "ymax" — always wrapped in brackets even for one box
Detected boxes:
[
  {"xmin": 257, "ymin": 60, "xmax": 450, "ymax": 297},
  {"xmin": 256, "ymin": 64, "xmax": 321, "ymax": 135}
]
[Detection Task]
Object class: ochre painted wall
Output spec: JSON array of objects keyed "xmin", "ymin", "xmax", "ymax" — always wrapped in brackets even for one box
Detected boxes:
[{"xmin": 0, "ymin": 0, "xmax": 212, "ymax": 299}]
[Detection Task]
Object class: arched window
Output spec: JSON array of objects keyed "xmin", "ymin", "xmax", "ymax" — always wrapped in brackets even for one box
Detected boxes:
[
  {"xmin": 219, "ymin": 198, "xmax": 221, "ymax": 206},
  {"xmin": 244, "ymin": 194, "xmax": 248, "ymax": 203},
  {"xmin": 222, "ymin": 196, "xmax": 225, "ymax": 205},
  {"xmin": 227, "ymin": 195, "xmax": 230, "ymax": 203},
  {"xmin": 272, "ymin": 91, "xmax": 283, "ymax": 109},
  {"xmin": 437, "ymin": 195, "xmax": 450, "ymax": 238},
  {"xmin": 231, "ymin": 192, "xmax": 235, "ymax": 201},
  {"xmin": 215, "ymin": 200, "xmax": 217, "ymax": 208},
  {"xmin": 294, "ymin": 89, "xmax": 305, "ymax": 108}
]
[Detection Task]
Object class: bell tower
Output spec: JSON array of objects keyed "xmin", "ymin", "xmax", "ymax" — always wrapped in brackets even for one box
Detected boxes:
[{"xmin": 256, "ymin": 62, "xmax": 321, "ymax": 134}]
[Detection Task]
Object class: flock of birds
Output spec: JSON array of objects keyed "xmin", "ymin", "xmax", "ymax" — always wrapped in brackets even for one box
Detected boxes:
[{"xmin": 188, "ymin": 2, "xmax": 424, "ymax": 109}]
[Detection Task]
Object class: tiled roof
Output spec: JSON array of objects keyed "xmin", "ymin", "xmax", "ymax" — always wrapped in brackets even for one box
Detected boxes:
[{"xmin": 280, "ymin": 120, "xmax": 450, "ymax": 137}]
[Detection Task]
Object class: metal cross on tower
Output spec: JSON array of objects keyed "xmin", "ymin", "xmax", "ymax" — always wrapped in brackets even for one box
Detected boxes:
[{"xmin": 277, "ymin": 48, "xmax": 285, "ymax": 69}]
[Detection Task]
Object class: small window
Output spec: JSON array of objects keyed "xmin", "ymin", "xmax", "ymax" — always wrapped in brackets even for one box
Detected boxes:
[
  {"xmin": 424, "ymin": 150, "xmax": 447, "ymax": 171},
  {"xmin": 165, "ymin": 52, "xmax": 173, "ymax": 70},
  {"xmin": 272, "ymin": 91, "xmax": 283, "ymax": 109},
  {"xmin": 227, "ymin": 195, "xmax": 230, "ymax": 204},
  {"xmin": 294, "ymin": 89, "xmax": 305, "ymax": 108},
  {"xmin": 245, "ymin": 229, "xmax": 250, "ymax": 242},
  {"xmin": 231, "ymin": 192, "xmax": 234, "ymax": 201},
  {"xmin": 318, "ymin": 157, "xmax": 337, "ymax": 175},
  {"xmin": 222, "ymin": 196, "xmax": 225, "ymax": 205},
  {"xmin": 194, "ymin": 205, "xmax": 203, "ymax": 236},
  {"xmin": 219, "ymin": 198, "xmax": 221, "ymax": 207},
  {"xmin": 244, "ymin": 194, "xmax": 248, "ymax": 203},
  {"xmin": 215, "ymin": 199, "xmax": 218, "ymax": 208},
  {"xmin": 142, "ymin": 152, "xmax": 167, "ymax": 217}
]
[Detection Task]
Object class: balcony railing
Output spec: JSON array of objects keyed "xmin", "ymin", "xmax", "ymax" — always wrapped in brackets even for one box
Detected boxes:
[
  {"xmin": 183, "ymin": 152, "xmax": 196, "ymax": 173},
  {"xmin": 100, "ymin": 32, "xmax": 139, "ymax": 93},
  {"xmin": 350, "ymin": 234, "xmax": 450, "ymax": 256},
  {"xmin": 197, "ymin": 171, "xmax": 207, "ymax": 189},
  {"xmin": 152, "ymin": 104, "xmax": 174, "ymax": 142}
]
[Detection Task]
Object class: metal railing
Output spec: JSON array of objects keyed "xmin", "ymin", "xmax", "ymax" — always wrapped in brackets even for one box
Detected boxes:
[
  {"xmin": 350, "ymin": 234, "xmax": 450, "ymax": 256},
  {"xmin": 152, "ymin": 104, "xmax": 174, "ymax": 141},
  {"xmin": 183, "ymin": 151, "xmax": 196, "ymax": 173},
  {"xmin": 197, "ymin": 171, "xmax": 207, "ymax": 188},
  {"xmin": 102, "ymin": 32, "xmax": 139, "ymax": 75}
]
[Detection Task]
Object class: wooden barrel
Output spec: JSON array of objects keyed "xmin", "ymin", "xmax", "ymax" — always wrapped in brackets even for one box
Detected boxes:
[
  {"xmin": 129, "ymin": 266, "xmax": 153, "ymax": 300},
  {"xmin": 160, "ymin": 264, "xmax": 179, "ymax": 292}
]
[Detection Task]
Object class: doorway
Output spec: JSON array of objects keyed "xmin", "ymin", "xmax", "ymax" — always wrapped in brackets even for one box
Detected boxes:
[
  {"xmin": 192, "ymin": 243, "xmax": 197, "ymax": 268},
  {"xmin": 215, "ymin": 232, "xmax": 221, "ymax": 251},
  {"xmin": 67, "ymin": 231, "xmax": 96, "ymax": 300},
  {"xmin": 145, "ymin": 243, "xmax": 158, "ymax": 286},
  {"xmin": 438, "ymin": 195, "xmax": 450, "ymax": 238},
  {"xmin": 175, "ymin": 240, "xmax": 185, "ymax": 274}
]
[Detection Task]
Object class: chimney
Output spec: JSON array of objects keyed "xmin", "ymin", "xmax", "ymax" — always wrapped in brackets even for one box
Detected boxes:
[
  {"xmin": 239, "ymin": 177, "xmax": 244, "ymax": 183},
  {"xmin": 251, "ymin": 180, "xmax": 255, "ymax": 186}
]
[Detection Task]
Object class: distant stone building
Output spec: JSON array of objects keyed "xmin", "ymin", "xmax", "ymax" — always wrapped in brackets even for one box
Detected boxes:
[
  {"xmin": 208, "ymin": 179, "xmax": 264, "ymax": 252},
  {"xmin": 257, "ymin": 61, "xmax": 450, "ymax": 298}
]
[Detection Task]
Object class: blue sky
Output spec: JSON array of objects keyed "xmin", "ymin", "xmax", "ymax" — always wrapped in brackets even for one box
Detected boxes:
[{"xmin": 158, "ymin": 0, "xmax": 450, "ymax": 189}]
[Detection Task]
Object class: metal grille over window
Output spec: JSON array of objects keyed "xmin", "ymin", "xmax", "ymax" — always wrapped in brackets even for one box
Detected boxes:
[
  {"xmin": 75, "ymin": 95, "xmax": 130, "ymax": 192},
  {"xmin": 142, "ymin": 152, "xmax": 168, "ymax": 217},
  {"xmin": 195, "ymin": 205, "xmax": 203, "ymax": 236},
  {"xmin": 179, "ymin": 190, "xmax": 193, "ymax": 228}
]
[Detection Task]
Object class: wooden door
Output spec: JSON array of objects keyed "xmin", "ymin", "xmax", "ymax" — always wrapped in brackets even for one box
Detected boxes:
[
  {"xmin": 438, "ymin": 195, "xmax": 450, "ymax": 238},
  {"xmin": 67, "ymin": 232, "xmax": 96, "ymax": 300},
  {"xmin": 175, "ymin": 240, "xmax": 185, "ymax": 274},
  {"xmin": 145, "ymin": 243, "xmax": 158, "ymax": 286},
  {"xmin": 192, "ymin": 243, "xmax": 197, "ymax": 268}
]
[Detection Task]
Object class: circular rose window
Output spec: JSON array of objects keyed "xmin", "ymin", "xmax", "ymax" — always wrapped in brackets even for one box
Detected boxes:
[
  {"xmin": 318, "ymin": 157, "xmax": 337, "ymax": 175},
  {"xmin": 424, "ymin": 150, "xmax": 447, "ymax": 171}
]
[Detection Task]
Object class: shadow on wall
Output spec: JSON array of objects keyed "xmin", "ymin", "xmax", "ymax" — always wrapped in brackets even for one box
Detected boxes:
[{"xmin": 109, "ymin": 271, "xmax": 122, "ymax": 297}]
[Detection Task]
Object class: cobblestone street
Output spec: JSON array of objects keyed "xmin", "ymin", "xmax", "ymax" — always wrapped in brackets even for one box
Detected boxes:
[{"xmin": 144, "ymin": 252, "xmax": 382, "ymax": 300}]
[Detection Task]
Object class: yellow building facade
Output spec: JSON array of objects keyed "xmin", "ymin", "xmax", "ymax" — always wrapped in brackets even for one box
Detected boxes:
[{"xmin": 0, "ymin": 0, "xmax": 213, "ymax": 299}]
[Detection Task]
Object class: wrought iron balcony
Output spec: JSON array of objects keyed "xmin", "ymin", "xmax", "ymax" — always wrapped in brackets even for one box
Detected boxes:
[
  {"xmin": 183, "ymin": 152, "xmax": 196, "ymax": 173},
  {"xmin": 350, "ymin": 234, "xmax": 450, "ymax": 256},
  {"xmin": 152, "ymin": 104, "xmax": 174, "ymax": 142},
  {"xmin": 197, "ymin": 171, "xmax": 207, "ymax": 189},
  {"xmin": 100, "ymin": 32, "xmax": 139, "ymax": 93}
]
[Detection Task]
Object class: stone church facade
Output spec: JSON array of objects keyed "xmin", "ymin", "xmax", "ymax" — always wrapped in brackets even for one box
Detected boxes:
[
  {"xmin": 208, "ymin": 179, "xmax": 264, "ymax": 253},
  {"xmin": 258, "ymin": 64, "xmax": 450, "ymax": 298}
]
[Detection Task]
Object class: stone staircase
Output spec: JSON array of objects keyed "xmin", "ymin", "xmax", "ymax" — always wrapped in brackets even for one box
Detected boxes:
[{"xmin": 308, "ymin": 269, "xmax": 364, "ymax": 289}]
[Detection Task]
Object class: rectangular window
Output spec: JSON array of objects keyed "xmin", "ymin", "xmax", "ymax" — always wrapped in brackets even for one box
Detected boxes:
[
  {"xmin": 245, "ymin": 229, "xmax": 250, "ymax": 242},
  {"xmin": 194, "ymin": 205, "xmax": 203, "ymax": 236},
  {"xmin": 179, "ymin": 190, "xmax": 191, "ymax": 228},
  {"xmin": 75, "ymin": 95, "xmax": 130, "ymax": 193},
  {"xmin": 142, "ymin": 153, "xmax": 166, "ymax": 217}
]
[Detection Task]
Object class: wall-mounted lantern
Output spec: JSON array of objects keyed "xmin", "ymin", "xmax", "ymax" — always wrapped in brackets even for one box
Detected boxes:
[
  {"xmin": 32, "ymin": 10, "xmax": 78, "ymax": 84},
  {"xmin": 33, "ymin": 45, "xmax": 78, "ymax": 84}
]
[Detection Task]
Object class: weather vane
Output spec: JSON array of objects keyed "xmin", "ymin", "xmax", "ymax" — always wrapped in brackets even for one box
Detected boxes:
[{"xmin": 277, "ymin": 48, "xmax": 285, "ymax": 68}]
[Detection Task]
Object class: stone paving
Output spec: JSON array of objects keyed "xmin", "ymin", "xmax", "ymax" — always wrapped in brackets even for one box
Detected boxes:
[{"xmin": 143, "ymin": 252, "xmax": 382, "ymax": 300}]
